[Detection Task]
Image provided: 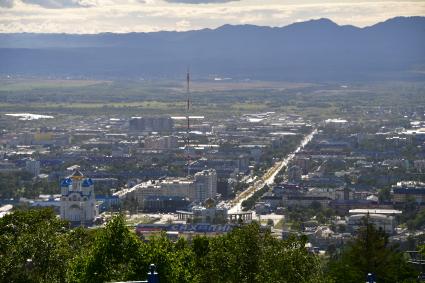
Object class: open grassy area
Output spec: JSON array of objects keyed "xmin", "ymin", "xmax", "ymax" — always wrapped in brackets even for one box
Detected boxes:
[
  {"xmin": 0, "ymin": 79, "xmax": 424, "ymax": 121},
  {"xmin": 125, "ymin": 215, "xmax": 159, "ymax": 226},
  {"xmin": 274, "ymin": 219, "xmax": 285, "ymax": 229},
  {"xmin": 0, "ymin": 79, "xmax": 109, "ymax": 91}
]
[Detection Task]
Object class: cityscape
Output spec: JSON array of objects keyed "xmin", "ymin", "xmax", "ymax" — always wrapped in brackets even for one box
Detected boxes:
[{"xmin": 1, "ymin": 1, "xmax": 425, "ymax": 282}]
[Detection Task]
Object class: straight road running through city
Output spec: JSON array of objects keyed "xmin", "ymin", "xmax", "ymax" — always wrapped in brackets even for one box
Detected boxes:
[{"xmin": 228, "ymin": 128, "xmax": 318, "ymax": 213}]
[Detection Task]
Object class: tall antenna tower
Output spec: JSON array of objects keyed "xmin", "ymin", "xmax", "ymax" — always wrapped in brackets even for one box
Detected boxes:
[{"xmin": 186, "ymin": 68, "xmax": 191, "ymax": 177}]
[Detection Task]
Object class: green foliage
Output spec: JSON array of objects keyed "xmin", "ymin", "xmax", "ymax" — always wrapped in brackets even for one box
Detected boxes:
[
  {"xmin": 378, "ymin": 187, "xmax": 392, "ymax": 202},
  {"xmin": 0, "ymin": 208, "xmax": 72, "ymax": 283},
  {"xmin": 406, "ymin": 208, "xmax": 425, "ymax": 231},
  {"xmin": 233, "ymin": 181, "xmax": 249, "ymax": 194},
  {"xmin": 0, "ymin": 172, "xmax": 60, "ymax": 199},
  {"xmin": 199, "ymin": 224, "xmax": 262, "ymax": 282},
  {"xmin": 193, "ymin": 223, "xmax": 325, "ymax": 283},
  {"xmin": 68, "ymin": 218, "xmax": 325, "ymax": 283},
  {"xmin": 0, "ymin": 209, "xmax": 327, "ymax": 283},
  {"xmin": 257, "ymin": 235, "xmax": 326, "ymax": 283},
  {"xmin": 326, "ymin": 218, "xmax": 417, "ymax": 283},
  {"xmin": 67, "ymin": 215, "xmax": 147, "ymax": 283},
  {"xmin": 287, "ymin": 205, "xmax": 335, "ymax": 225},
  {"xmin": 5, "ymin": 209, "xmax": 417, "ymax": 283},
  {"xmin": 397, "ymin": 196, "xmax": 421, "ymax": 230},
  {"xmin": 274, "ymin": 175, "xmax": 284, "ymax": 184},
  {"xmin": 241, "ymin": 184, "xmax": 269, "ymax": 211}
]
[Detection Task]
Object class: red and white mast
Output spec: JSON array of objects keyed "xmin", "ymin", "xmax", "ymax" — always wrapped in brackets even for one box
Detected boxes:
[{"xmin": 186, "ymin": 68, "xmax": 191, "ymax": 177}]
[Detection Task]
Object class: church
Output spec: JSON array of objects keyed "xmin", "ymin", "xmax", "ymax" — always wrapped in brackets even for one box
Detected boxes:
[{"xmin": 60, "ymin": 170, "xmax": 97, "ymax": 226}]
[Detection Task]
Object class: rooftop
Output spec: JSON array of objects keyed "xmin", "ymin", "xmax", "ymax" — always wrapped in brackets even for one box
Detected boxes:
[{"xmin": 349, "ymin": 209, "xmax": 402, "ymax": 215}]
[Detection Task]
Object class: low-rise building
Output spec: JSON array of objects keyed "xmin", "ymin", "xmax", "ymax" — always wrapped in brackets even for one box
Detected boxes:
[
  {"xmin": 307, "ymin": 187, "xmax": 351, "ymax": 201},
  {"xmin": 283, "ymin": 195, "xmax": 331, "ymax": 208},
  {"xmin": 177, "ymin": 201, "xmax": 228, "ymax": 224},
  {"xmin": 392, "ymin": 181, "xmax": 425, "ymax": 204},
  {"xmin": 144, "ymin": 135, "xmax": 178, "ymax": 150},
  {"xmin": 347, "ymin": 209, "xmax": 402, "ymax": 235}
]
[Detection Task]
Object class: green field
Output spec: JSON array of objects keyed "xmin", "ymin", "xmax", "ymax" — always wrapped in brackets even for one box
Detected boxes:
[
  {"xmin": 1, "ymin": 79, "xmax": 424, "ymax": 120},
  {"xmin": 0, "ymin": 79, "xmax": 109, "ymax": 91}
]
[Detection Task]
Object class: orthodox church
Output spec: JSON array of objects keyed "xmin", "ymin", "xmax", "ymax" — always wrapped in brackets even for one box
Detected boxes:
[{"xmin": 60, "ymin": 170, "xmax": 97, "ymax": 226}]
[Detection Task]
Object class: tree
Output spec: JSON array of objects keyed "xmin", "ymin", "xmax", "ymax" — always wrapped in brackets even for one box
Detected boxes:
[
  {"xmin": 310, "ymin": 201, "xmax": 322, "ymax": 211},
  {"xmin": 143, "ymin": 234, "xmax": 197, "ymax": 283},
  {"xmin": 195, "ymin": 223, "xmax": 325, "ymax": 283},
  {"xmin": 267, "ymin": 219, "xmax": 274, "ymax": 226},
  {"xmin": 257, "ymin": 235, "xmax": 326, "ymax": 283},
  {"xmin": 241, "ymin": 184, "xmax": 269, "ymax": 211},
  {"xmin": 327, "ymin": 217, "xmax": 417, "ymax": 283},
  {"xmin": 407, "ymin": 208, "xmax": 425, "ymax": 230},
  {"xmin": 274, "ymin": 175, "xmax": 284, "ymax": 184},
  {"xmin": 398, "ymin": 196, "xmax": 420, "ymax": 230},
  {"xmin": 196, "ymin": 224, "xmax": 263, "ymax": 283},
  {"xmin": 0, "ymin": 210, "xmax": 328, "ymax": 283},
  {"xmin": 67, "ymin": 215, "xmax": 148, "ymax": 283},
  {"xmin": 0, "ymin": 208, "xmax": 72, "ymax": 283},
  {"xmin": 378, "ymin": 187, "xmax": 392, "ymax": 202}
]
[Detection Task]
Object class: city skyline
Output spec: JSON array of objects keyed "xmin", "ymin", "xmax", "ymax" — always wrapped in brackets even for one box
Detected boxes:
[{"xmin": 0, "ymin": 0, "xmax": 424, "ymax": 33}]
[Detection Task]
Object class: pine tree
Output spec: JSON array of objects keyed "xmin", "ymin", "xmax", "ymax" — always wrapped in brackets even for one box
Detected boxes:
[{"xmin": 327, "ymin": 217, "xmax": 417, "ymax": 283}]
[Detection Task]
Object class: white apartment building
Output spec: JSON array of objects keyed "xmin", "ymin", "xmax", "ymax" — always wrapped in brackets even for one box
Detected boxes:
[{"xmin": 116, "ymin": 169, "xmax": 217, "ymax": 207}]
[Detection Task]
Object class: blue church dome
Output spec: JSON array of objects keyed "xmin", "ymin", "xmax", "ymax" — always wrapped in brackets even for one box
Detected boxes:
[
  {"xmin": 82, "ymin": 178, "xmax": 93, "ymax": 187},
  {"xmin": 61, "ymin": 178, "xmax": 72, "ymax": 187}
]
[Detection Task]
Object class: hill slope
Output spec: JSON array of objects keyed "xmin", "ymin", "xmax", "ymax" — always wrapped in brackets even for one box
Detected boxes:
[{"xmin": 0, "ymin": 17, "xmax": 424, "ymax": 81}]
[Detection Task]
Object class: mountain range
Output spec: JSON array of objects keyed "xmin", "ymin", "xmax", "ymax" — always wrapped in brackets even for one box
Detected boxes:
[{"xmin": 1, "ymin": 16, "xmax": 424, "ymax": 81}]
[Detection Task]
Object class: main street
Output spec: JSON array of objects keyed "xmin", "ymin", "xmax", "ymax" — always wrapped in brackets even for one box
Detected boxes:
[
  {"xmin": 130, "ymin": 128, "xmax": 317, "ymax": 225},
  {"xmin": 228, "ymin": 128, "xmax": 318, "ymax": 214}
]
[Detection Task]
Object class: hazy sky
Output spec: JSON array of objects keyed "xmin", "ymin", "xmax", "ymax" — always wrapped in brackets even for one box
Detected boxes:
[{"xmin": 0, "ymin": 0, "xmax": 424, "ymax": 33}]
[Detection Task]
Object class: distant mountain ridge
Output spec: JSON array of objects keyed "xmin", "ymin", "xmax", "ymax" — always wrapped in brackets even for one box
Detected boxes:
[{"xmin": 0, "ymin": 16, "xmax": 424, "ymax": 81}]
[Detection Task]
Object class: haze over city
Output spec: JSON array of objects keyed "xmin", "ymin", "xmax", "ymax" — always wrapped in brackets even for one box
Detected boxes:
[{"xmin": 0, "ymin": 0, "xmax": 425, "ymax": 33}]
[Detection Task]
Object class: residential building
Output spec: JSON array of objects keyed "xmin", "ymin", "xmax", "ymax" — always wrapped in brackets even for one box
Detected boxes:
[
  {"xmin": 283, "ymin": 195, "xmax": 331, "ymax": 208},
  {"xmin": 392, "ymin": 181, "xmax": 425, "ymax": 204},
  {"xmin": 130, "ymin": 116, "xmax": 174, "ymax": 132},
  {"xmin": 115, "ymin": 169, "xmax": 217, "ymax": 209},
  {"xmin": 25, "ymin": 159, "xmax": 40, "ymax": 177},
  {"xmin": 144, "ymin": 135, "xmax": 179, "ymax": 150}
]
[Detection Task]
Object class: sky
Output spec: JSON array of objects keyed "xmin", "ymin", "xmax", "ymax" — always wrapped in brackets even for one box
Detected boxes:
[{"xmin": 0, "ymin": 0, "xmax": 424, "ymax": 33}]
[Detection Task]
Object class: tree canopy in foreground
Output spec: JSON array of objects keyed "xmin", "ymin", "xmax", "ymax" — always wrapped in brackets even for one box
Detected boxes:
[
  {"xmin": 0, "ymin": 208, "xmax": 418, "ymax": 283},
  {"xmin": 326, "ymin": 218, "xmax": 417, "ymax": 283}
]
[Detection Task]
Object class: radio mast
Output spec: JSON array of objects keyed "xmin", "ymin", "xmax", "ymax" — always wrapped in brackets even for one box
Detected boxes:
[{"xmin": 186, "ymin": 69, "xmax": 191, "ymax": 177}]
